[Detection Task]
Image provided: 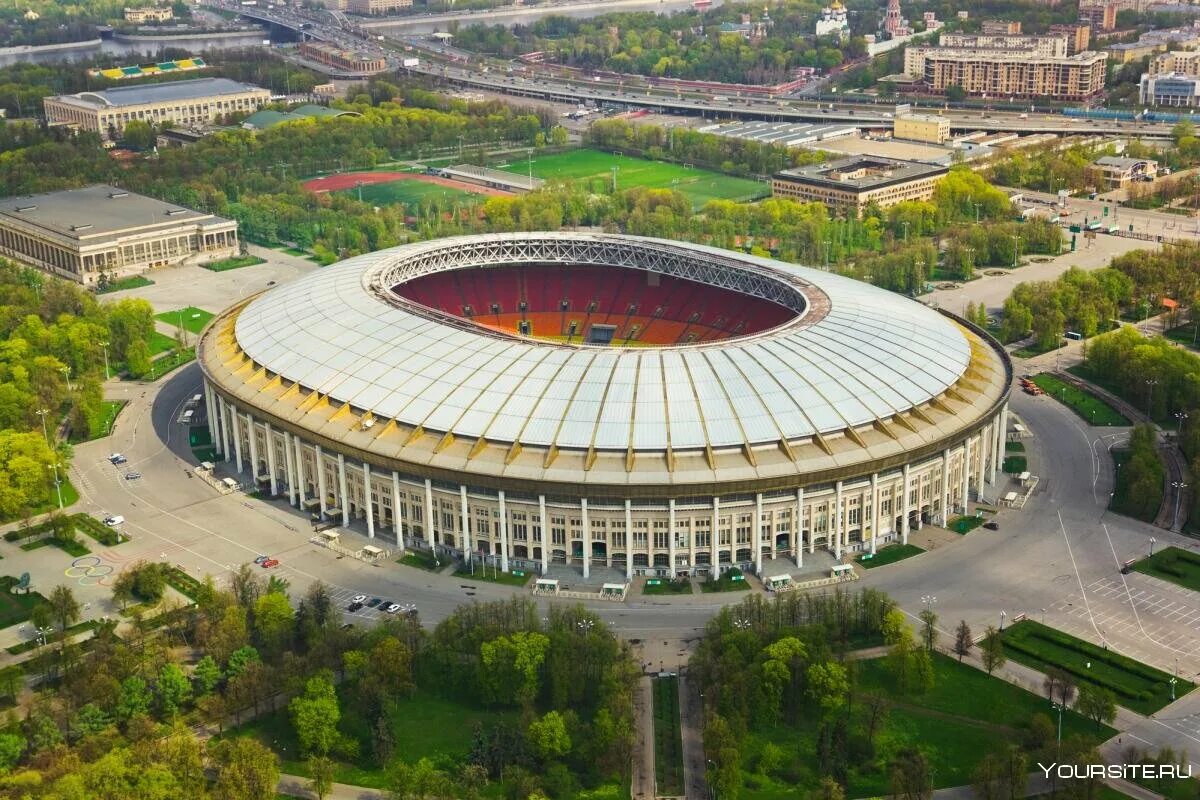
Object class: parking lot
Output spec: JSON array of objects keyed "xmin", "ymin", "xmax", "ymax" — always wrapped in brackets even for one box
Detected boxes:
[
  {"xmin": 1048, "ymin": 574, "xmax": 1200, "ymax": 679},
  {"xmin": 326, "ymin": 583, "xmax": 417, "ymax": 624}
]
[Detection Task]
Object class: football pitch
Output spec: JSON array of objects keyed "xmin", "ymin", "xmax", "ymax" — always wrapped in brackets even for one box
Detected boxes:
[
  {"xmin": 505, "ymin": 149, "xmax": 768, "ymax": 208},
  {"xmin": 339, "ymin": 179, "xmax": 482, "ymax": 209}
]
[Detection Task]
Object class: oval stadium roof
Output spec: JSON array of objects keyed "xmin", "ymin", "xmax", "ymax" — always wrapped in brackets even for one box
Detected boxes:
[{"xmin": 232, "ymin": 233, "xmax": 972, "ymax": 454}]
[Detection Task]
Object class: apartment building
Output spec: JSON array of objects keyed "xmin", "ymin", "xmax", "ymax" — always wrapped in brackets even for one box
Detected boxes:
[
  {"xmin": 123, "ymin": 6, "xmax": 173, "ymax": 22},
  {"xmin": 1049, "ymin": 24, "xmax": 1091, "ymax": 55},
  {"xmin": 298, "ymin": 41, "xmax": 387, "ymax": 74},
  {"xmin": 936, "ymin": 32, "xmax": 1069, "ymax": 57},
  {"xmin": 913, "ymin": 49, "xmax": 1107, "ymax": 100},
  {"xmin": 893, "ymin": 113, "xmax": 950, "ymax": 144},
  {"xmin": 347, "ymin": 0, "xmax": 412, "ymax": 14}
]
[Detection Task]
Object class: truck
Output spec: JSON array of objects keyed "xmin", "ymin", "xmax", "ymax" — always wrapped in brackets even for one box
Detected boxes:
[{"xmin": 402, "ymin": 57, "xmax": 419, "ymax": 68}]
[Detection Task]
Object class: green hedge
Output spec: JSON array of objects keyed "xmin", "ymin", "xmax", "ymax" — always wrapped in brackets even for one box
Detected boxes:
[
  {"xmin": 3, "ymin": 518, "xmax": 59, "ymax": 542},
  {"xmin": 72, "ymin": 514, "xmax": 121, "ymax": 546},
  {"xmin": 164, "ymin": 566, "xmax": 203, "ymax": 602}
]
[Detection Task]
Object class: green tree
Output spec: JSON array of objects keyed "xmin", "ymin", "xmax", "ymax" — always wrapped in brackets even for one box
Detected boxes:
[
  {"xmin": 116, "ymin": 675, "xmax": 152, "ymax": 722},
  {"xmin": 0, "ymin": 732, "xmax": 23, "ymax": 772},
  {"xmin": 253, "ymin": 590, "xmax": 295, "ymax": 655},
  {"xmin": 1075, "ymin": 684, "xmax": 1117, "ymax": 730},
  {"xmin": 918, "ymin": 608, "xmax": 938, "ymax": 653},
  {"xmin": 47, "ymin": 584, "xmax": 81, "ymax": 634},
  {"xmin": 953, "ymin": 620, "xmax": 973, "ymax": 662},
  {"xmin": 157, "ymin": 663, "xmax": 192, "ymax": 719},
  {"xmin": 124, "ymin": 336, "xmax": 152, "ymax": 378},
  {"xmin": 289, "ymin": 672, "xmax": 341, "ymax": 757},
  {"xmin": 981, "ymin": 626, "xmax": 1006, "ymax": 675},
  {"xmin": 308, "ymin": 755, "xmax": 335, "ymax": 800},
  {"xmin": 211, "ymin": 737, "xmax": 280, "ymax": 800},
  {"xmin": 193, "ymin": 655, "xmax": 222, "ymax": 696},
  {"xmin": 480, "ymin": 630, "xmax": 550, "ymax": 706},
  {"xmin": 527, "ymin": 710, "xmax": 571, "ymax": 760},
  {"xmin": 806, "ymin": 661, "xmax": 849, "ymax": 715}
]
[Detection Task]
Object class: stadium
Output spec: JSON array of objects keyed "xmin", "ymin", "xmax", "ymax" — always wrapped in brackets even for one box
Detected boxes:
[{"xmin": 197, "ymin": 233, "xmax": 1011, "ymax": 581}]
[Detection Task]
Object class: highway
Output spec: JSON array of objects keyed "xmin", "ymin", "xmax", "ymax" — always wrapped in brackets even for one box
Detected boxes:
[{"xmin": 214, "ymin": 0, "xmax": 1176, "ymax": 137}]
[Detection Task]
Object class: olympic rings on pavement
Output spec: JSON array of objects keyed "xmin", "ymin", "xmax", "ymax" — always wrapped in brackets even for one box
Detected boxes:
[{"xmin": 65, "ymin": 556, "xmax": 114, "ymax": 586}]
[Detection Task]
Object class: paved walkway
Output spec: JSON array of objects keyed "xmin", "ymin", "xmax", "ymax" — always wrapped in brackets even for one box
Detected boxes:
[
  {"xmin": 277, "ymin": 773, "xmax": 386, "ymax": 799},
  {"xmin": 632, "ymin": 675, "xmax": 655, "ymax": 800},
  {"xmin": 679, "ymin": 673, "xmax": 706, "ymax": 800}
]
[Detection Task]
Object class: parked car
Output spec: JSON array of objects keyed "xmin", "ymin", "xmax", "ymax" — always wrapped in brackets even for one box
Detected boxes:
[
  {"xmin": 367, "ymin": 597, "xmax": 383, "ymax": 608},
  {"xmin": 386, "ymin": 603, "xmax": 402, "ymax": 614},
  {"xmin": 103, "ymin": 515, "xmax": 125, "ymax": 527},
  {"xmin": 261, "ymin": 558, "xmax": 280, "ymax": 569},
  {"xmin": 348, "ymin": 601, "xmax": 364, "ymax": 612},
  {"xmin": 983, "ymin": 521, "xmax": 1000, "ymax": 531},
  {"xmin": 254, "ymin": 555, "xmax": 270, "ymax": 565},
  {"xmin": 124, "ymin": 471, "xmax": 141, "ymax": 480},
  {"xmin": 108, "ymin": 453, "xmax": 127, "ymax": 464},
  {"xmin": 352, "ymin": 594, "xmax": 367, "ymax": 604}
]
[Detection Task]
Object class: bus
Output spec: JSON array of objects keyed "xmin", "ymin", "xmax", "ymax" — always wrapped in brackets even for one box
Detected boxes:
[
  {"xmin": 1086, "ymin": 220, "xmax": 1102, "ymax": 231},
  {"xmin": 1107, "ymin": 226, "xmax": 1119, "ymax": 234}
]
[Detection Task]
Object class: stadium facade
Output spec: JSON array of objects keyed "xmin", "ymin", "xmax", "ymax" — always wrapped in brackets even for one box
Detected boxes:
[{"xmin": 198, "ymin": 233, "xmax": 1011, "ymax": 578}]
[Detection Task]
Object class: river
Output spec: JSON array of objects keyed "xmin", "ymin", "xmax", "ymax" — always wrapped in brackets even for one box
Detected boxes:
[
  {"xmin": 362, "ymin": 0, "xmax": 725, "ymax": 34},
  {"xmin": 0, "ymin": 30, "xmax": 269, "ymax": 67}
]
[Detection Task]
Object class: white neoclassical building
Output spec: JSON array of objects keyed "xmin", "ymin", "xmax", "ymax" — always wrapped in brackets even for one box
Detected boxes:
[{"xmin": 198, "ymin": 234, "xmax": 1011, "ymax": 579}]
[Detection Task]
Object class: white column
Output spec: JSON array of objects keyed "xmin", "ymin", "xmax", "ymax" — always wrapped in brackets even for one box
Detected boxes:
[
  {"xmin": 230, "ymin": 404, "xmax": 243, "ymax": 475},
  {"xmin": 668, "ymin": 498, "xmax": 677, "ymax": 578},
  {"xmin": 940, "ymin": 448, "xmax": 951, "ymax": 525},
  {"xmin": 246, "ymin": 413, "xmax": 259, "ymax": 483},
  {"xmin": 624, "ymin": 499, "xmax": 634, "ymax": 580},
  {"xmin": 460, "ymin": 485, "xmax": 471, "ymax": 563},
  {"xmin": 833, "ymin": 481, "xmax": 843, "ymax": 560},
  {"xmin": 995, "ymin": 404, "xmax": 1009, "ymax": 476},
  {"xmin": 294, "ymin": 436, "xmax": 306, "ymax": 508},
  {"xmin": 392, "ymin": 471, "xmax": 405, "ymax": 552},
  {"xmin": 870, "ymin": 473, "xmax": 880, "ymax": 555},
  {"xmin": 265, "ymin": 423, "xmax": 278, "ymax": 496},
  {"xmin": 901, "ymin": 464, "xmax": 911, "ymax": 545},
  {"xmin": 205, "ymin": 384, "xmax": 220, "ymax": 455},
  {"xmin": 754, "ymin": 493, "xmax": 764, "ymax": 575},
  {"xmin": 316, "ymin": 445, "xmax": 328, "ymax": 517},
  {"xmin": 960, "ymin": 439, "xmax": 971, "ymax": 512},
  {"xmin": 795, "ymin": 488, "xmax": 804, "ymax": 567},
  {"xmin": 712, "ymin": 497, "xmax": 720, "ymax": 574},
  {"xmin": 539, "ymin": 494, "xmax": 549, "ymax": 575},
  {"xmin": 337, "ymin": 453, "xmax": 349, "ymax": 527},
  {"xmin": 580, "ymin": 498, "xmax": 590, "ymax": 579},
  {"xmin": 498, "ymin": 490, "xmax": 510, "ymax": 572},
  {"xmin": 282, "ymin": 432, "xmax": 295, "ymax": 505},
  {"xmin": 423, "ymin": 478, "xmax": 435, "ymax": 549},
  {"xmin": 364, "ymin": 462, "xmax": 375, "ymax": 539}
]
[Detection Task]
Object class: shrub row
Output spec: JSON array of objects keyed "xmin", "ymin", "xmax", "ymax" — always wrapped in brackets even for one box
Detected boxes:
[
  {"xmin": 163, "ymin": 566, "xmax": 202, "ymax": 602},
  {"xmin": 1023, "ymin": 625, "xmax": 1169, "ymax": 685},
  {"xmin": 72, "ymin": 515, "xmax": 120, "ymax": 546},
  {"xmin": 1002, "ymin": 637, "xmax": 1152, "ymax": 702},
  {"xmin": 2, "ymin": 519, "xmax": 59, "ymax": 543},
  {"xmin": 1165, "ymin": 549, "xmax": 1200, "ymax": 568}
]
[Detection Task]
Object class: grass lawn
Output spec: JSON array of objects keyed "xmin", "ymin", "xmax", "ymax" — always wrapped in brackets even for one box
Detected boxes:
[
  {"xmin": 1005, "ymin": 441, "xmax": 1026, "ymax": 453},
  {"xmin": 699, "ymin": 571, "xmax": 751, "ymax": 593},
  {"xmin": 71, "ymin": 400, "xmax": 126, "ymax": 442},
  {"xmin": 20, "ymin": 536, "xmax": 90, "ymax": 557},
  {"xmin": 96, "ymin": 275, "xmax": 153, "ymax": 294},
  {"xmin": 0, "ymin": 479, "xmax": 81, "ymax": 523},
  {"xmin": 1030, "ymin": 373, "xmax": 1130, "ymax": 426},
  {"xmin": 140, "ymin": 348, "xmax": 196, "ymax": 381},
  {"xmin": 948, "ymin": 514, "xmax": 985, "ymax": 534},
  {"xmin": 155, "ymin": 306, "xmax": 214, "ymax": 334},
  {"xmin": 0, "ymin": 577, "xmax": 47, "ymax": 629},
  {"xmin": 453, "ymin": 566, "xmax": 532, "ymax": 586},
  {"xmin": 652, "ymin": 675, "xmax": 684, "ymax": 796},
  {"xmin": 1003, "ymin": 455, "xmax": 1028, "ymax": 473},
  {"xmin": 339, "ymin": 178, "xmax": 481, "ymax": 210},
  {"xmin": 1163, "ymin": 323, "xmax": 1200, "ymax": 352},
  {"xmin": 228, "ymin": 692, "xmax": 515, "ymax": 789},
  {"xmin": 996, "ymin": 620, "xmax": 1193, "ymax": 714},
  {"xmin": 857, "ymin": 543, "xmax": 925, "ymax": 568},
  {"xmin": 1109, "ymin": 449, "xmax": 1161, "ymax": 523},
  {"xmin": 740, "ymin": 653, "xmax": 1109, "ymax": 800},
  {"xmin": 1132, "ymin": 546, "xmax": 1200, "ymax": 593},
  {"xmin": 517, "ymin": 148, "xmax": 768, "ymax": 209},
  {"xmin": 146, "ymin": 330, "xmax": 180, "ymax": 356},
  {"xmin": 202, "ymin": 255, "xmax": 266, "ymax": 272},
  {"xmin": 643, "ymin": 578, "xmax": 692, "ymax": 595},
  {"xmin": 398, "ymin": 550, "xmax": 442, "ymax": 572}
]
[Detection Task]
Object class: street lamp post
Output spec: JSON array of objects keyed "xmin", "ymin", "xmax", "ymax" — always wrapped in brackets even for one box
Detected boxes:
[
  {"xmin": 47, "ymin": 463, "xmax": 63, "ymax": 510},
  {"xmin": 1149, "ymin": 536, "xmax": 1157, "ymax": 557},
  {"xmin": 1172, "ymin": 482, "xmax": 1189, "ymax": 531},
  {"xmin": 1146, "ymin": 378, "xmax": 1159, "ymax": 413},
  {"xmin": 1051, "ymin": 701, "xmax": 1064, "ymax": 753},
  {"xmin": 60, "ymin": 365, "xmax": 72, "ymax": 393},
  {"xmin": 100, "ymin": 341, "xmax": 110, "ymax": 381},
  {"xmin": 1176, "ymin": 410, "xmax": 1189, "ymax": 438},
  {"xmin": 35, "ymin": 408, "xmax": 51, "ymax": 446},
  {"xmin": 999, "ymin": 610, "xmax": 1007, "ymax": 631}
]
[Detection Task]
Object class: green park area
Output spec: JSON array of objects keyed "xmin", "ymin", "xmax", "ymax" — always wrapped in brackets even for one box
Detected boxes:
[
  {"xmin": 995, "ymin": 620, "xmax": 1192, "ymax": 714},
  {"xmin": 398, "ymin": 550, "xmax": 442, "ymax": 572},
  {"xmin": 857, "ymin": 543, "xmax": 924, "ymax": 568},
  {"xmin": 699, "ymin": 568, "xmax": 751, "ymax": 593},
  {"xmin": 155, "ymin": 306, "xmax": 215, "ymax": 335},
  {"xmin": 0, "ymin": 577, "xmax": 47, "ymax": 629},
  {"xmin": 339, "ymin": 179, "xmax": 482, "ymax": 211},
  {"xmin": 737, "ymin": 652, "xmax": 1105, "ymax": 800},
  {"xmin": 652, "ymin": 676, "xmax": 684, "ymax": 796},
  {"xmin": 453, "ymin": 564, "xmax": 532, "ymax": 587},
  {"xmin": 147, "ymin": 330, "xmax": 179, "ymax": 356},
  {"xmin": 1030, "ymin": 373, "xmax": 1130, "ymax": 426},
  {"xmin": 515, "ymin": 148, "xmax": 768, "ymax": 209},
  {"xmin": 96, "ymin": 275, "xmax": 153, "ymax": 294},
  {"xmin": 1133, "ymin": 546, "xmax": 1200, "ymax": 593},
  {"xmin": 70, "ymin": 399, "xmax": 126, "ymax": 443},
  {"xmin": 229, "ymin": 692, "xmax": 517, "ymax": 789}
]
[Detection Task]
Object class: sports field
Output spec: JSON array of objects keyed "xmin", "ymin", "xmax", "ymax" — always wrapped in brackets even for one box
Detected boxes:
[
  {"xmin": 346, "ymin": 179, "xmax": 482, "ymax": 210},
  {"xmin": 511, "ymin": 148, "xmax": 768, "ymax": 208}
]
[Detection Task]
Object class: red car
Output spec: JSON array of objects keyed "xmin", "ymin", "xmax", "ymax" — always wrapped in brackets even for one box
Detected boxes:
[{"xmin": 261, "ymin": 558, "xmax": 280, "ymax": 569}]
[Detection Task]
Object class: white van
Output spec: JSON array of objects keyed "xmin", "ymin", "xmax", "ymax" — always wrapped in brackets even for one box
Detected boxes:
[{"xmin": 103, "ymin": 515, "xmax": 125, "ymax": 527}]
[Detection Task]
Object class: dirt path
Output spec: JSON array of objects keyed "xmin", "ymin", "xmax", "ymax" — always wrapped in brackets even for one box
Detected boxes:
[{"xmin": 301, "ymin": 171, "xmax": 513, "ymax": 198}]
